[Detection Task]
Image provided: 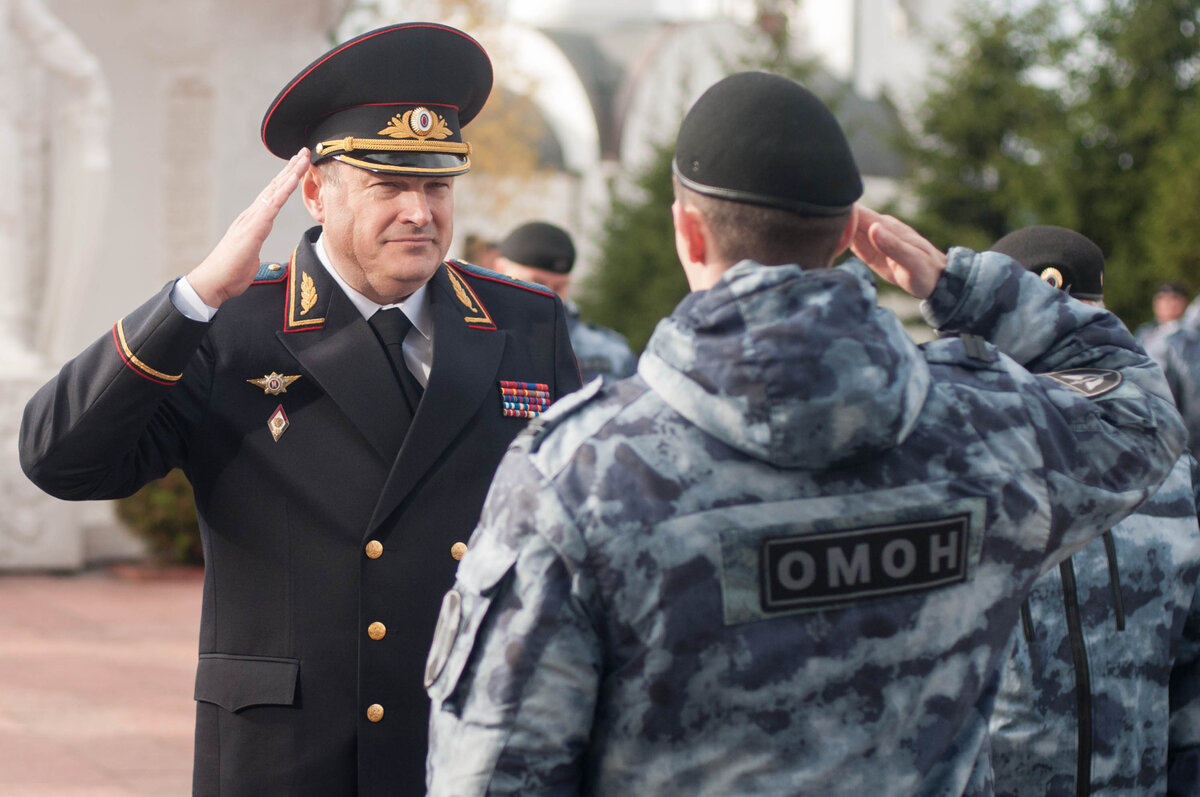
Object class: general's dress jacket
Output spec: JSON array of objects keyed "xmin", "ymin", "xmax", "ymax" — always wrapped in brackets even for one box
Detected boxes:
[{"xmin": 19, "ymin": 228, "xmax": 581, "ymax": 796}]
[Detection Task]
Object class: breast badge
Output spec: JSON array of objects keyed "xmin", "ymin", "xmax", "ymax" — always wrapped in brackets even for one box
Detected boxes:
[
  {"xmin": 248, "ymin": 372, "xmax": 302, "ymax": 395},
  {"xmin": 267, "ymin": 405, "xmax": 290, "ymax": 442}
]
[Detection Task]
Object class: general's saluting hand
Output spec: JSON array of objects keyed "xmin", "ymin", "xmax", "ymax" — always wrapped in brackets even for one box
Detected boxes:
[
  {"xmin": 186, "ymin": 149, "xmax": 310, "ymax": 308},
  {"xmin": 850, "ymin": 206, "xmax": 947, "ymax": 300}
]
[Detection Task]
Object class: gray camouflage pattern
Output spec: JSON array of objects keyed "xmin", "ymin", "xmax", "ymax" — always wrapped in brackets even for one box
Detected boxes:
[
  {"xmin": 565, "ymin": 301, "xmax": 636, "ymax": 385},
  {"xmin": 990, "ymin": 454, "xmax": 1200, "ymax": 796},
  {"xmin": 426, "ymin": 249, "xmax": 1185, "ymax": 796},
  {"xmin": 1162, "ymin": 327, "xmax": 1200, "ymax": 462},
  {"xmin": 1135, "ymin": 319, "xmax": 1179, "ymax": 370}
]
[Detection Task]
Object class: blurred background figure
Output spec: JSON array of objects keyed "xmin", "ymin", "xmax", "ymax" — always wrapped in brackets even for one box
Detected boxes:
[
  {"xmin": 987, "ymin": 225, "xmax": 1200, "ymax": 797},
  {"xmin": 1136, "ymin": 281, "xmax": 1190, "ymax": 367},
  {"xmin": 460, "ymin": 233, "xmax": 500, "ymax": 271},
  {"xmin": 494, "ymin": 221, "xmax": 637, "ymax": 385}
]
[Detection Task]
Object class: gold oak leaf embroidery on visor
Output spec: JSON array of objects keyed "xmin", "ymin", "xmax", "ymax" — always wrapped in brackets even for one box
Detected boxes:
[{"xmin": 379, "ymin": 107, "xmax": 453, "ymax": 141}]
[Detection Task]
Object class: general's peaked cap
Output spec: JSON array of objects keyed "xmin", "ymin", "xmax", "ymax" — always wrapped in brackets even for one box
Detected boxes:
[{"xmin": 261, "ymin": 23, "xmax": 492, "ymax": 176}]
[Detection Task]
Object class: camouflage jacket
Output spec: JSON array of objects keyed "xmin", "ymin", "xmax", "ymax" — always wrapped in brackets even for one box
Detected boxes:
[
  {"xmin": 425, "ymin": 250, "xmax": 1186, "ymax": 796},
  {"xmin": 565, "ymin": 301, "xmax": 637, "ymax": 385},
  {"xmin": 1162, "ymin": 328, "xmax": 1200, "ymax": 462},
  {"xmin": 1134, "ymin": 319, "xmax": 1179, "ymax": 371},
  {"xmin": 990, "ymin": 454, "xmax": 1200, "ymax": 796}
]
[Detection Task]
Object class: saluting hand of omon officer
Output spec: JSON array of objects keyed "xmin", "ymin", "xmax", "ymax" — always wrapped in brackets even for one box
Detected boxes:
[{"xmin": 851, "ymin": 205, "xmax": 948, "ymax": 300}]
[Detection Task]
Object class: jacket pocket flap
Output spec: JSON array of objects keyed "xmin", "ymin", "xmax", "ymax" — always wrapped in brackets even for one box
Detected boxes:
[
  {"xmin": 194, "ymin": 653, "xmax": 299, "ymax": 712},
  {"xmin": 424, "ymin": 548, "xmax": 517, "ymax": 706}
]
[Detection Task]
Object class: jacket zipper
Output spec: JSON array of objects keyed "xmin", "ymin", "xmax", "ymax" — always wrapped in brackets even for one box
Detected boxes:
[
  {"xmin": 1101, "ymin": 531, "xmax": 1125, "ymax": 630},
  {"xmin": 1059, "ymin": 556, "xmax": 1092, "ymax": 796}
]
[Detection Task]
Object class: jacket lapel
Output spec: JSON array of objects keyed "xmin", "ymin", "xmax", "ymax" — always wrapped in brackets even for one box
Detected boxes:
[
  {"xmin": 276, "ymin": 237, "xmax": 410, "ymax": 463},
  {"xmin": 367, "ymin": 264, "xmax": 506, "ymax": 533}
]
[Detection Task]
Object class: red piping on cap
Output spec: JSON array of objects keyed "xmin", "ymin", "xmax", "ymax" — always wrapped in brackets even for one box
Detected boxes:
[{"xmin": 260, "ymin": 24, "xmax": 489, "ymax": 150}]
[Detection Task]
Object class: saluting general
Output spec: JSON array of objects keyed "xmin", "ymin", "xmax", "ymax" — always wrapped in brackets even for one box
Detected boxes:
[
  {"xmin": 424, "ymin": 71, "xmax": 1185, "ymax": 795},
  {"xmin": 19, "ymin": 22, "xmax": 580, "ymax": 797}
]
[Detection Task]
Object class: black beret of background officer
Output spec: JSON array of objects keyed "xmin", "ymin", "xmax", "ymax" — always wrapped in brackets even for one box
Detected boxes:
[
  {"xmin": 990, "ymin": 225, "xmax": 1105, "ymax": 302},
  {"xmin": 499, "ymin": 221, "xmax": 576, "ymax": 274},
  {"xmin": 19, "ymin": 22, "xmax": 580, "ymax": 797},
  {"xmin": 494, "ymin": 221, "xmax": 637, "ymax": 384}
]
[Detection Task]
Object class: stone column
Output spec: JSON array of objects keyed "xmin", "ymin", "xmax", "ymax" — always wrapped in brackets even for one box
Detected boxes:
[
  {"xmin": 0, "ymin": 0, "xmax": 117, "ymax": 569},
  {"xmin": 1, "ymin": 0, "xmax": 352, "ymax": 570}
]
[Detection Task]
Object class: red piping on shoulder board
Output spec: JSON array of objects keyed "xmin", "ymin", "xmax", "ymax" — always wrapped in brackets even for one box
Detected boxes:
[
  {"xmin": 253, "ymin": 262, "xmax": 289, "ymax": 284},
  {"xmin": 451, "ymin": 260, "xmax": 557, "ymax": 298}
]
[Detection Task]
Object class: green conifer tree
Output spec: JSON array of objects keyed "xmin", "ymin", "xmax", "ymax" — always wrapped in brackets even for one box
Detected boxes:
[{"xmin": 575, "ymin": 144, "xmax": 688, "ymax": 355}]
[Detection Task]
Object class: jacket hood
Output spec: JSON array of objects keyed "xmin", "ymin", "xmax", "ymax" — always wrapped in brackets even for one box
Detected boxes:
[{"xmin": 638, "ymin": 260, "xmax": 930, "ymax": 469}]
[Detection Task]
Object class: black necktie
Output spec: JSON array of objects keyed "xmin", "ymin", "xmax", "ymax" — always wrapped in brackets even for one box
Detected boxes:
[{"xmin": 369, "ymin": 308, "xmax": 424, "ymax": 413}]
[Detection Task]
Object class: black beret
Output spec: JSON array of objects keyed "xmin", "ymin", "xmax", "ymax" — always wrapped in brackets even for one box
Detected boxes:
[
  {"xmin": 261, "ymin": 23, "xmax": 492, "ymax": 176},
  {"xmin": 499, "ymin": 222, "xmax": 576, "ymax": 274},
  {"xmin": 989, "ymin": 225, "xmax": 1105, "ymax": 300},
  {"xmin": 673, "ymin": 71, "xmax": 862, "ymax": 216},
  {"xmin": 1156, "ymin": 281, "xmax": 1189, "ymax": 298}
]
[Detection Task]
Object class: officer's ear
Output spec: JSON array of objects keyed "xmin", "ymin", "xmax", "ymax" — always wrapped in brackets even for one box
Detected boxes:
[
  {"xmin": 301, "ymin": 164, "xmax": 327, "ymax": 223},
  {"xmin": 672, "ymin": 200, "xmax": 708, "ymax": 267}
]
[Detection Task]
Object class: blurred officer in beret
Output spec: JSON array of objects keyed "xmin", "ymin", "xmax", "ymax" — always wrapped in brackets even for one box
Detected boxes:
[
  {"xmin": 19, "ymin": 22, "xmax": 580, "ymax": 797},
  {"xmin": 424, "ymin": 71, "xmax": 1183, "ymax": 794},
  {"xmin": 1136, "ymin": 281, "xmax": 1191, "ymax": 367},
  {"xmin": 986, "ymin": 226, "xmax": 1200, "ymax": 796},
  {"xmin": 1160, "ymin": 298, "xmax": 1200, "ymax": 461},
  {"xmin": 494, "ymin": 221, "xmax": 636, "ymax": 385}
]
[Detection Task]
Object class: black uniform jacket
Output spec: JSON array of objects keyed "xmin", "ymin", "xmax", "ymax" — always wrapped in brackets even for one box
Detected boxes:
[{"xmin": 19, "ymin": 228, "xmax": 582, "ymax": 796}]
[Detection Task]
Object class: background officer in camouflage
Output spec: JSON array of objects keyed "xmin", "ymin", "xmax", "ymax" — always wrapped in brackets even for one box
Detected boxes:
[
  {"xmin": 492, "ymin": 220, "xmax": 636, "ymax": 384},
  {"xmin": 985, "ymin": 226, "xmax": 1200, "ymax": 795},
  {"xmin": 1135, "ymin": 281, "xmax": 1190, "ymax": 368},
  {"xmin": 423, "ymin": 72, "xmax": 1186, "ymax": 795},
  {"xmin": 1160, "ymin": 311, "xmax": 1200, "ymax": 461}
]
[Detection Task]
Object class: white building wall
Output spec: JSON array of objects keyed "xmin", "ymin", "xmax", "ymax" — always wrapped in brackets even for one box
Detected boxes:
[{"xmin": 0, "ymin": 0, "xmax": 348, "ymax": 570}]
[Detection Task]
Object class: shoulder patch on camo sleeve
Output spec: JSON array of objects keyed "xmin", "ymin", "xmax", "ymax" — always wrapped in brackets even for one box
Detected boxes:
[{"xmin": 1042, "ymin": 368, "xmax": 1122, "ymax": 398}]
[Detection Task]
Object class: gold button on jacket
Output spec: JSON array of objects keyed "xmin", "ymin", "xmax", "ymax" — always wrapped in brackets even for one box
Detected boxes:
[
  {"xmin": 367, "ymin": 622, "xmax": 386, "ymax": 640},
  {"xmin": 365, "ymin": 540, "xmax": 384, "ymax": 559},
  {"xmin": 367, "ymin": 704, "xmax": 384, "ymax": 723},
  {"xmin": 450, "ymin": 542, "xmax": 468, "ymax": 561}
]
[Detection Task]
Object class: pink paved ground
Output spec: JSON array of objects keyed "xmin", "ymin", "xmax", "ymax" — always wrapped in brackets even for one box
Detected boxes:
[{"xmin": 0, "ymin": 571, "xmax": 201, "ymax": 796}]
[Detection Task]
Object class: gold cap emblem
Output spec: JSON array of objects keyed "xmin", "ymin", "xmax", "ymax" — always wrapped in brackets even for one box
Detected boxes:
[
  {"xmin": 1039, "ymin": 266, "xmax": 1065, "ymax": 290},
  {"xmin": 379, "ymin": 108, "xmax": 453, "ymax": 141}
]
